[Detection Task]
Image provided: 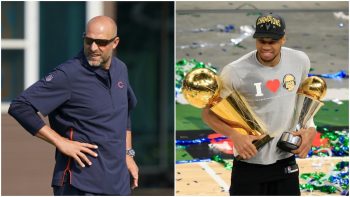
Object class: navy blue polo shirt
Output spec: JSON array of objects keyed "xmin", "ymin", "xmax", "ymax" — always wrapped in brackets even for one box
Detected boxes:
[{"xmin": 19, "ymin": 51, "xmax": 137, "ymax": 195}]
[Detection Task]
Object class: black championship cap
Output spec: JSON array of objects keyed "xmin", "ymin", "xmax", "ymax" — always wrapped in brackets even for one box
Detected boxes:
[{"xmin": 253, "ymin": 13, "xmax": 285, "ymax": 40}]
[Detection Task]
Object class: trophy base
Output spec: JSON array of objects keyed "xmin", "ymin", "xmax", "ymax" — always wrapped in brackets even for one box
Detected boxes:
[
  {"xmin": 236, "ymin": 135, "xmax": 274, "ymax": 160},
  {"xmin": 277, "ymin": 132, "xmax": 301, "ymax": 153}
]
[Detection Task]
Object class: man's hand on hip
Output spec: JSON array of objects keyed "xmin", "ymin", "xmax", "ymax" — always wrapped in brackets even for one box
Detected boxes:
[
  {"xmin": 36, "ymin": 125, "xmax": 98, "ymax": 168},
  {"xmin": 56, "ymin": 138, "xmax": 99, "ymax": 168}
]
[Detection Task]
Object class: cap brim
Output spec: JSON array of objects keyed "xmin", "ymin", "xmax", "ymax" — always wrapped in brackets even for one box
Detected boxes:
[{"xmin": 253, "ymin": 33, "xmax": 283, "ymax": 40}]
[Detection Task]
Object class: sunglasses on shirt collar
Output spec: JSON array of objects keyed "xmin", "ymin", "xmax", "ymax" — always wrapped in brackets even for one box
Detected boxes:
[{"xmin": 83, "ymin": 33, "xmax": 117, "ymax": 47}]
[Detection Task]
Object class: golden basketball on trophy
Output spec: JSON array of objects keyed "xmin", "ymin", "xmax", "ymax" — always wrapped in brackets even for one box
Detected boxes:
[
  {"xmin": 182, "ymin": 68, "xmax": 273, "ymax": 160},
  {"xmin": 182, "ymin": 68, "xmax": 222, "ymax": 108},
  {"xmin": 277, "ymin": 76, "xmax": 327, "ymax": 152}
]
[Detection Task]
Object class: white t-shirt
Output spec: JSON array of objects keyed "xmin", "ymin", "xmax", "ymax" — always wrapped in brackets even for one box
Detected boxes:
[{"xmin": 220, "ymin": 47, "xmax": 313, "ymax": 164}]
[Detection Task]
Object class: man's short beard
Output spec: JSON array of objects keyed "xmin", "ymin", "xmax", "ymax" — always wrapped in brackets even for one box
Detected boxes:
[
  {"xmin": 87, "ymin": 55, "xmax": 110, "ymax": 69},
  {"xmin": 89, "ymin": 61, "xmax": 101, "ymax": 67},
  {"xmin": 88, "ymin": 58, "xmax": 103, "ymax": 67}
]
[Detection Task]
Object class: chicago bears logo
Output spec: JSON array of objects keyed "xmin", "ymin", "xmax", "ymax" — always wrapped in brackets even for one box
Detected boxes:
[{"xmin": 117, "ymin": 81, "xmax": 125, "ymax": 88}]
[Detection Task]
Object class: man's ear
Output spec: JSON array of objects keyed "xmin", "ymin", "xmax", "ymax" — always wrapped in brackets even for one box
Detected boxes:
[
  {"xmin": 113, "ymin": 37, "xmax": 120, "ymax": 49},
  {"xmin": 281, "ymin": 35, "xmax": 286, "ymax": 45}
]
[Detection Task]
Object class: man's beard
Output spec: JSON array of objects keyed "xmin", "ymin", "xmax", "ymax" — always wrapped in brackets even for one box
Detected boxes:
[
  {"xmin": 88, "ymin": 61, "xmax": 102, "ymax": 67},
  {"xmin": 85, "ymin": 53, "xmax": 110, "ymax": 68},
  {"xmin": 87, "ymin": 57, "xmax": 103, "ymax": 67}
]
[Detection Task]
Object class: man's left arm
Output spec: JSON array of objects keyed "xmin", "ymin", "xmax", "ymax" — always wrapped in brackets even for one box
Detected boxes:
[{"xmin": 126, "ymin": 130, "xmax": 139, "ymax": 189}]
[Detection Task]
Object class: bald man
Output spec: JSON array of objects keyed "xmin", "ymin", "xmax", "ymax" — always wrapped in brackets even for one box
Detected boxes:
[{"xmin": 8, "ymin": 16, "xmax": 138, "ymax": 195}]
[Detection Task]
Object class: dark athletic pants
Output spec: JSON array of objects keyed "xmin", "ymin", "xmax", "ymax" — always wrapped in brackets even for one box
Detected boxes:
[{"xmin": 229, "ymin": 156, "xmax": 301, "ymax": 196}]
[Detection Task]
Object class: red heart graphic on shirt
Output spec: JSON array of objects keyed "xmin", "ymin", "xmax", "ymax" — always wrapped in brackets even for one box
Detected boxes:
[{"xmin": 266, "ymin": 79, "xmax": 280, "ymax": 93}]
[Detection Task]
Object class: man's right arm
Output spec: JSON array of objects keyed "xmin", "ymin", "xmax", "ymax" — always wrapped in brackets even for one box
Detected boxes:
[
  {"xmin": 8, "ymin": 101, "xmax": 98, "ymax": 167},
  {"xmin": 201, "ymin": 107, "xmax": 260, "ymax": 160}
]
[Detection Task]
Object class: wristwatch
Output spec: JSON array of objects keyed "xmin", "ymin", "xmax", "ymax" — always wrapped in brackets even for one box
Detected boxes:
[{"xmin": 126, "ymin": 148, "xmax": 135, "ymax": 157}]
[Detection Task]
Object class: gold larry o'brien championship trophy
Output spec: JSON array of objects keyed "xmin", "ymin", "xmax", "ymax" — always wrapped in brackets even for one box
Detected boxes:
[
  {"xmin": 182, "ymin": 68, "xmax": 273, "ymax": 160},
  {"xmin": 277, "ymin": 76, "xmax": 327, "ymax": 152}
]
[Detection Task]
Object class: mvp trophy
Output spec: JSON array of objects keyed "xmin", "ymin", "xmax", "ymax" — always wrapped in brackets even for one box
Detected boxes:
[
  {"xmin": 277, "ymin": 76, "xmax": 327, "ymax": 152},
  {"xmin": 182, "ymin": 68, "xmax": 273, "ymax": 160}
]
